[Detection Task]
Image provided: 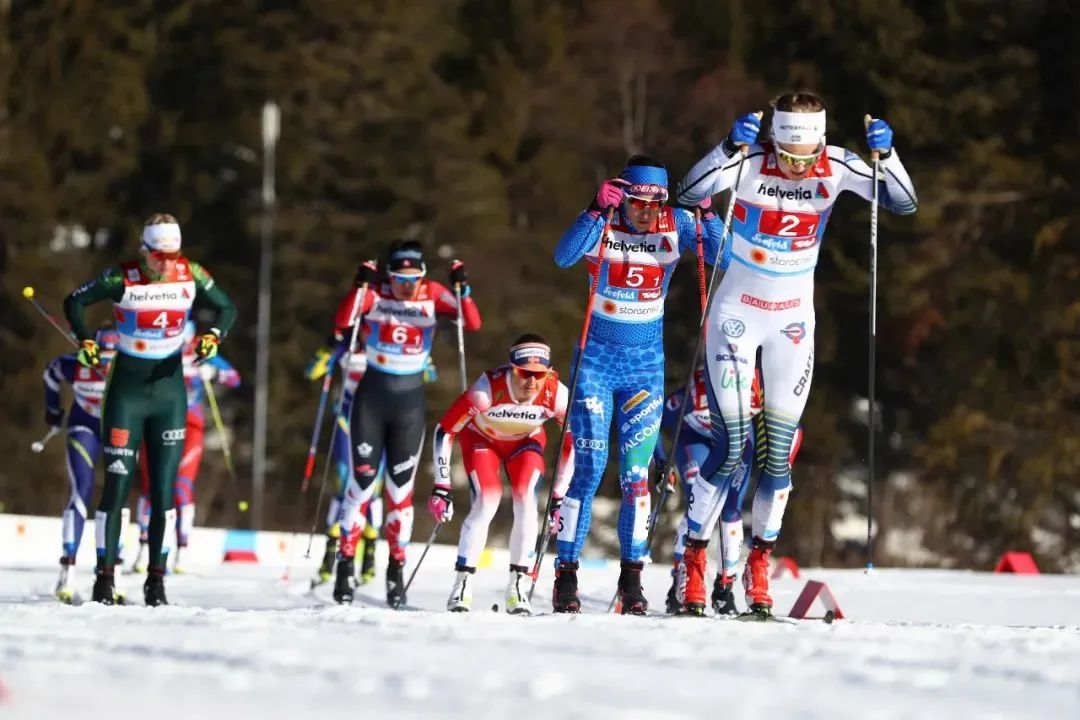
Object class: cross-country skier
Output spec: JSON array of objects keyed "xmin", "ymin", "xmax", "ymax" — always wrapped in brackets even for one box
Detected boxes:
[
  {"xmin": 552, "ymin": 155, "xmax": 723, "ymax": 614},
  {"xmin": 676, "ymin": 90, "xmax": 916, "ymax": 617},
  {"xmin": 132, "ymin": 321, "xmax": 240, "ymax": 573},
  {"xmin": 429, "ymin": 335, "xmax": 573, "ymax": 615},
  {"xmin": 43, "ymin": 327, "xmax": 122, "ymax": 603},
  {"xmin": 64, "ymin": 213, "xmax": 236, "ymax": 605},
  {"xmin": 656, "ymin": 365, "xmax": 802, "ymax": 615},
  {"xmin": 327, "ymin": 240, "xmax": 481, "ymax": 606}
]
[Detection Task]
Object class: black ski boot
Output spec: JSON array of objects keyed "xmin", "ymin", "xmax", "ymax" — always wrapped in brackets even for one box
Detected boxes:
[
  {"xmin": 92, "ymin": 568, "xmax": 117, "ymax": 605},
  {"xmin": 144, "ymin": 567, "xmax": 169, "ymax": 607},
  {"xmin": 359, "ymin": 535, "xmax": 377, "ymax": 584},
  {"xmin": 552, "ymin": 561, "xmax": 581, "ymax": 613},
  {"xmin": 385, "ymin": 557, "xmax": 406, "ymax": 608},
  {"xmin": 616, "ymin": 560, "xmax": 648, "ymax": 615},
  {"xmin": 333, "ymin": 557, "xmax": 355, "ymax": 604},
  {"xmin": 711, "ymin": 574, "xmax": 738, "ymax": 616},
  {"xmin": 665, "ymin": 574, "xmax": 681, "ymax": 615}
]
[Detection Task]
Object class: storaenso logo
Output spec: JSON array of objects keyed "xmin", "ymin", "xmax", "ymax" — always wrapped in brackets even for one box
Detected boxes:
[
  {"xmin": 161, "ymin": 428, "xmax": 186, "ymax": 442},
  {"xmin": 603, "ymin": 238, "xmax": 656, "ymax": 253},
  {"xmin": 126, "ymin": 288, "xmax": 184, "ymax": 303},
  {"xmin": 757, "ymin": 183, "xmax": 812, "ymax": 201}
]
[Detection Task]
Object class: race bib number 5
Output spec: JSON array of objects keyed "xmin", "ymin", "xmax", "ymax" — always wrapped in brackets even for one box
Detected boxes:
[{"xmin": 607, "ymin": 262, "xmax": 663, "ymax": 289}]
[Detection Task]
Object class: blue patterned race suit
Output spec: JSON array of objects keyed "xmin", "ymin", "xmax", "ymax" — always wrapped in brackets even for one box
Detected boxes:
[{"xmin": 554, "ymin": 161, "xmax": 723, "ymax": 563}]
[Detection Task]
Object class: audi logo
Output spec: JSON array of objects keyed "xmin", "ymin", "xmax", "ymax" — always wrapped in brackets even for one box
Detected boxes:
[
  {"xmin": 575, "ymin": 438, "xmax": 607, "ymax": 450},
  {"xmin": 161, "ymin": 429, "xmax": 186, "ymax": 442}
]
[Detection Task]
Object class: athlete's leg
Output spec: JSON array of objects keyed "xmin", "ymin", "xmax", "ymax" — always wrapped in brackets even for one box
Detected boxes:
[
  {"xmin": 328, "ymin": 393, "xmax": 353, "ymax": 536},
  {"xmin": 670, "ymin": 433, "xmax": 711, "ymax": 563},
  {"xmin": 174, "ymin": 410, "xmax": 204, "ymax": 547},
  {"xmin": 339, "ymin": 379, "xmax": 384, "ymax": 560},
  {"xmin": 753, "ymin": 319, "xmax": 814, "ymax": 542},
  {"xmin": 505, "ymin": 438, "xmax": 545, "ymax": 568},
  {"xmin": 143, "ymin": 375, "xmax": 187, "ymax": 571},
  {"xmin": 556, "ymin": 347, "xmax": 613, "ymax": 563},
  {"xmin": 455, "ymin": 427, "xmax": 504, "ymax": 569},
  {"xmin": 62, "ymin": 424, "xmax": 99, "ymax": 558},
  {"xmin": 612, "ymin": 355, "xmax": 665, "ymax": 561},
  {"xmin": 382, "ymin": 385, "xmax": 425, "ymax": 563}
]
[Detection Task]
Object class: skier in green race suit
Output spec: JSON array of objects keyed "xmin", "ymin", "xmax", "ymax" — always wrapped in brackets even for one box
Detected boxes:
[{"xmin": 64, "ymin": 213, "xmax": 236, "ymax": 606}]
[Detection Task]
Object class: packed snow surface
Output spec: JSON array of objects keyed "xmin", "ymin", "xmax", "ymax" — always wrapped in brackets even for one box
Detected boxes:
[{"xmin": 3, "ymin": 542, "xmax": 1080, "ymax": 719}]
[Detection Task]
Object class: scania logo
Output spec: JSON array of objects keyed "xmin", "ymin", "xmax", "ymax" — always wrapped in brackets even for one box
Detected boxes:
[{"xmin": 161, "ymin": 428, "xmax": 186, "ymax": 442}]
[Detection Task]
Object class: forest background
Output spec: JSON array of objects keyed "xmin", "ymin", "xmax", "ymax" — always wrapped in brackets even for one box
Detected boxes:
[{"xmin": 2, "ymin": 0, "xmax": 1077, "ymax": 570}]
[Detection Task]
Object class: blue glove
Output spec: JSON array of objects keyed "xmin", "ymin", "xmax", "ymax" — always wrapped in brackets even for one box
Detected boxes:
[
  {"xmin": 728, "ymin": 112, "xmax": 761, "ymax": 147},
  {"xmin": 866, "ymin": 118, "xmax": 894, "ymax": 154}
]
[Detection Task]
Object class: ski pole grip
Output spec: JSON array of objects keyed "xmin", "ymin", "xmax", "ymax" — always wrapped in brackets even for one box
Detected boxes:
[{"xmin": 864, "ymin": 114, "xmax": 880, "ymax": 162}]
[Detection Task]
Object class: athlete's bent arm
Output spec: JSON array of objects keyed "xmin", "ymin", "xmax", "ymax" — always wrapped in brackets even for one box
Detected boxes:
[
  {"xmin": 432, "ymin": 375, "xmax": 493, "ymax": 487},
  {"xmin": 554, "ymin": 210, "xmax": 607, "ymax": 268},
  {"xmin": 63, "ymin": 269, "xmax": 125, "ymax": 342},
  {"xmin": 191, "ymin": 262, "xmax": 238, "ymax": 337},
  {"xmin": 676, "ymin": 142, "xmax": 767, "ymax": 208},
  {"xmin": 834, "ymin": 148, "xmax": 918, "ymax": 215}
]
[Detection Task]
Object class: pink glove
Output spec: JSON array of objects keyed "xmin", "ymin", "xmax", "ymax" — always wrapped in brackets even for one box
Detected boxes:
[
  {"xmin": 698, "ymin": 195, "xmax": 712, "ymax": 211},
  {"xmin": 429, "ymin": 487, "xmax": 453, "ymax": 523},
  {"xmin": 595, "ymin": 178, "xmax": 629, "ymax": 209}
]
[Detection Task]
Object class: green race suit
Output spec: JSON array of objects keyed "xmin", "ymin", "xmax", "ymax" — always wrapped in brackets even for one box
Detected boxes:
[{"xmin": 64, "ymin": 257, "xmax": 236, "ymax": 570}]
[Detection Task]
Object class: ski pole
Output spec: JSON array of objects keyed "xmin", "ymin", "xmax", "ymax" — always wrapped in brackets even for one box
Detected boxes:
[
  {"xmin": 605, "ymin": 141, "xmax": 756, "ymax": 612},
  {"xmin": 527, "ymin": 206, "xmax": 616, "ymax": 601},
  {"xmin": 864, "ymin": 114, "xmax": 880, "ymax": 572},
  {"xmin": 305, "ymin": 278, "xmax": 369, "ymax": 557},
  {"xmin": 22, "ymin": 286, "xmax": 105, "ymax": 379},
  {"xmin": 31, "ymin": 426, "xmax": 63, "ymax": 453},
  {"xmin": 453, "ymin": 279, "xmax": 468, "ymax": 392},
  {"xmin": 402, "ymin": 521, "xmax": 442, "ymax": 600},
  {"xmin": 201, "ymin": 373, "xmax": 237, "ymax": 482},
  {"xmin": 300, "ymin": 369, "xmax": 335, "ymax": 493}
]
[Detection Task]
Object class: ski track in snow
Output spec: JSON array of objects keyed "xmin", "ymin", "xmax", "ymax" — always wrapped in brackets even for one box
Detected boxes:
[{"xmin": 2, "ymin": 546, "xmax": 1080, "ymax": 719}]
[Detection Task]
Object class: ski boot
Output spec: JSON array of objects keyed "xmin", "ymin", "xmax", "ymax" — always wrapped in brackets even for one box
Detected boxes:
[
  {"xmin": 172, "ymin": 545, "xmax": 187, "ymax": 575},
  {"xmin": 130, "ymin": 540, "xmax": 148, "ymax": 574},
  {"xmin": 552, "ymin": 561, "xmax": 580, "ymax": 613},
  {"xmin": 711, "ymin": 573, "xmax": 739, "ymax": 616},
  {"xmin": 664, "ymin": 561, "xmax": 680, "ymax": 614},
  {"xmin": 358, "ymin": 528, "xmax": 378, "ymax": 584},
  {"xmin": 386, "ymin": 557, "xmax": 406, "ymax": 608},
  {"xmin": 55, "ymin": 556, "xmax": 76, "ymax": 604},
  {"xmin": 679, "ymin": 540, "xmax": 709, "ymax": 616},
  {"xmin": 742, "ymin": 538, "xmax": 775, "ymax": 617},
  {"xmin": 313, "ymin": 534, "xmax": 337, "ymax": 588},
  {"xmin": 447, "ymin": 566, "xmax": 474, "ymax": 612},
  {"xmin": 144, "ymin": 567, "xmax": 169, "ymax": 606},
  {"xmin": 91, "ymin": 568, "xmax": 125, "ymax": 605},
  {"xmin": 333, "ymin": 557, "xmax": 355, "ymax": 604},
  {"xmin": 505, "ymin": 565, "xmax": 532, "ymax": 616},
  {"xmin": 615, "ymin": 561, "xmax": 648, "ymax": 615}
]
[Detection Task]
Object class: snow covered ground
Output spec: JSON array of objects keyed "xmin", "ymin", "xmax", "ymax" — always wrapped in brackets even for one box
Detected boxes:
[{"xmin": 3, "ymin": 539, "xmax": 1080, "ymax": 720}]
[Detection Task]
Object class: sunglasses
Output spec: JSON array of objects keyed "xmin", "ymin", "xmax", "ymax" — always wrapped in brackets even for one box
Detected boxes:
[
  {"xmin": 511, "ymin": 366, "xmax": 549, "ymax": 380},
  {"xmin": 148, "ymin": 249, "xmax": 181, "ymax": 261},
  {"xmin": 389, "ymin": 272, "xmax": 424, "ymax": 284},
  {"xmin": 626, "ymin": 197, "xmax": 663, "ymax": 210},
  {"xmin": 775, "ymin": 145, "xmax": 824, "ymax": 168}
]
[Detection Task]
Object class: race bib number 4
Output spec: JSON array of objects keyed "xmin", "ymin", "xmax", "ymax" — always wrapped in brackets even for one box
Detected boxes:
[{"xmin": 136, "ymin": 309, "xmax": 186, "ymax": 336}]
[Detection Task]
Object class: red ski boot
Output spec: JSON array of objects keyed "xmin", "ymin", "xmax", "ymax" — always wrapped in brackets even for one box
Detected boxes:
[
  {"xmin": 678, "ymin": 539, "xmax": 709, "ymax": 616},
  {"xmin": 742, "ymin": 538, "xmax": 775, "ymax": 615}
]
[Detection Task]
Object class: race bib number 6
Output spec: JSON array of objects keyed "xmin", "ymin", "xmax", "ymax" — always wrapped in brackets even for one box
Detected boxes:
[{"xmin": 378, "ymin": 322, "xmax": 423, "ymax": 347}]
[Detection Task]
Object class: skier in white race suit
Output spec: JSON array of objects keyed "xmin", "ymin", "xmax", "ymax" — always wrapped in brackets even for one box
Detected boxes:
[{"xmin": 675, "ymin": 90, "xmax": 917, "ymax": 615}]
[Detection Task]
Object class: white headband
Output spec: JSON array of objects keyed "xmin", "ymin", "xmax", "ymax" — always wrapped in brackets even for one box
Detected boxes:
[
  {"xmin": 771, "ymin": 110, "xmax": 827, "ymax": 145},
  {"xmin": 142, "ymin": 223, "xmax": 182, "ymax": 252}
]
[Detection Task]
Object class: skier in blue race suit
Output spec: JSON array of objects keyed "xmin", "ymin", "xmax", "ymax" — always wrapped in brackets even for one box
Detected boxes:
[{"xmin": 552, "ymin": 154, "xmax": 722, "ymax": 614}]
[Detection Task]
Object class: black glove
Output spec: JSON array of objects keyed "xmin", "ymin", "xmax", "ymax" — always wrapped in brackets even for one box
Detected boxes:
[
  {"xmin": 548, "ymin": 497, "xmax": 564, "ymax": 535},
  {"xmin": 449, "ymin": 260, "xmax": 469, "ymax": 291},
  {"xmin": 45, "ymin": 407, "xmax": 64, "ymax": 428},
  {"xmin": 354, "ymin": 259, "xmax": 379, "ymax": 287},
  {"xmin": 654, "ymin": 465, "xmax": 676, "ymax": 494}
]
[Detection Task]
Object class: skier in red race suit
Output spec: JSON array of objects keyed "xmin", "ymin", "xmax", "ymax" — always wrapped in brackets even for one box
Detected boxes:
[
  {"xmin": 428, "ymin": 335, "xmax": 574, "ymax": 616},
  {"xmin": 327, "ymin": 240, "xmax": 481, "ymax": 606}
]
